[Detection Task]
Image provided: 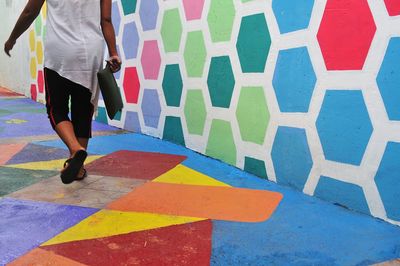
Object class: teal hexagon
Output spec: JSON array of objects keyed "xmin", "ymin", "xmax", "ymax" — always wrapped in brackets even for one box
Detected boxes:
[
  {"xmin": 236, "ymin": 86, "xmax": 270, "ymax": 144},
  {"xmin": 184, "ymin": 89, "xmax": 207, "ymax": 135},
  {"xmin": 206, "ymin": 119, "xmax": 237, "ymax": 165},
  {"xmin": 162, "ymin": 64, "xmax": 183, "ymax": 107},
  {"xmin": 236, "ymin": 13, "xmax": 271, "ymax": 73},
  {"xmin": 244, "ymin": 156, "xmax": 268, "ymax": 179},
  {"xmin": 207, "ymin": 56, "xmax": 235, "ymax": 108},
  {"xmin": 161, "ymin": 8, "xmax": 183, "ymax": 53},
  {"xmin": 207, "ymin": 0, "xmax": 236, "ymax": 43},
  {"xmin": 184, "ymin": 31, "xmax": 207, "ymax": 77},
  {"xmin": 121, "ymin": 0, "xmax": 137, "ymax": 15},
  {"xmin": 163, "ymin": 116, "xmax": 185, "ymax": 146}
]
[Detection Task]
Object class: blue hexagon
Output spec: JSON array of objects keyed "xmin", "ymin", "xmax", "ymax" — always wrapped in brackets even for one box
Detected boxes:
[
  {"xmin": 112, "ymin": 1, "xmax": 121, "ymax": 36},
  {"xmin": 377, "ymin": 37, "xmax": 400, "ymax": 121},
  {"xmin": 139, "ymin": 0, "xmax": 159, "ymax": 31},
  {"xmin": 375, "ymin": 142, "xmax": 400, "ymax": 221},
  {"xmin": 271, "ymin": 126, "xmax": 313, "ymax": 190},
  {"xmin": 316, "ymin": 90, "xmax": 373, "ymax": 165},
  {"xmin": 314, "ymin": 176, "xmax": 370, "ymax": 215},
  {"xmin": 272, "ymin": 0, "xmax": 315, "ymax": 34},
  {"xmin": 122, "ymin": 22, "xmax": 139, "ymax": 59},
  {"xmin": 141, "ymin": 88, "xmax": 161, "ymax": 128},
  {"xmin": 273, "ymin": 47, "xmax": 316, "ymax": 112},
  {"xmin": 124, "ymin": 111, "xmax": 141, "ymax": 133},
  {"xmin": 113, "ymin": 45, "xmax": 122, "ymax": 80}
]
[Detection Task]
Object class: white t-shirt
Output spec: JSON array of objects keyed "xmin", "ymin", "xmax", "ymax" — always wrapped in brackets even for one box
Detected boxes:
[{"xmin": 44, "ymin": 0, "xmax": 105, "ymax": 107}]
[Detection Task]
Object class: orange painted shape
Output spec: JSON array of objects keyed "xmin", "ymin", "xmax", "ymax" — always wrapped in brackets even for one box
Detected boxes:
[
  {"xmin": 107, "ymin": 182, "xmax": 283, "ymax": 222},
  {"xmin": 7, "ymin": 248, "xmax": 87, "ymax": 266},
  {"xmin": 0, "ymin": 87, "xmax": 22, "ymax": 97},
  {"xmin": 0, "ymin": 143, "xmax": 26, "ymax": 165}
]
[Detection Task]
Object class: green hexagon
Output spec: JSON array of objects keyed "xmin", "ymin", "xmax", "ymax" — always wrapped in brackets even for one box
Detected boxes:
[
  {"xmin": 206, "ymin": 119, "xmax": 237, "ymax": 165},
  {"xmin": 207, "ymin": 0, "xmax": 236, "ymax": 43},
  {"xmin": 236, "ymin": 86, "xmax": 270, "ymax": 144},
  {"xmin": 162, "ymin": 64, "xmax": 183, "ymax": 107},
  {"xmin": 35, "ymin": 15, "xmax": 42, "ymax": 36},
  {"xmin": 161, "ymin": 8, "xmax": 183, "ymax": 53},
  {"xmin": 207, "ymin": 56, "xmax": 235, "ymax": 108},
  {"xmin": 184, "ymin": 31, "xmax": 207, "ymax": 77},
  {"xmin": 184, "ymin": 89, "xmax": 207, "ymax": 135}
]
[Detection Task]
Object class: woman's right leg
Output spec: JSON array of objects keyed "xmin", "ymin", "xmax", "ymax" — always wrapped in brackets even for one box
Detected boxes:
[{"xmin": 44, "ymin": 68, "xmax": 85, "ymax": 157}]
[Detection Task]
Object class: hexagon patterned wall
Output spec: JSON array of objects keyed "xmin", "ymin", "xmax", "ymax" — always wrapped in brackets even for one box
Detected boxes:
[{"xmin": 28, "ymin": 0, "xmax": 400, "ymax": 225}]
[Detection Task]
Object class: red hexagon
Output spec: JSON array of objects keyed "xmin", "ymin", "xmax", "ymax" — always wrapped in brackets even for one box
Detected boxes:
[
  {"xmin": 123, "ymin": 67, "xmax": 140, "ymax": 104},
  {"xmin": 37, "ymin": 70, "xmax": 44, "ymax": 94},
  {"xmin": 141, "ymin": 40, "xmax": 161, "ymax": 80},
  {"xmin": 317, "ymin": 0, "xmax": 376, "ymax": 70},
  {"xmin": 384, "ymin": 0, "xmax": 400, "ymax": 16},
  {"xmin": 30, "ymin": 84, "xmax": 37, "ymax": 101}
]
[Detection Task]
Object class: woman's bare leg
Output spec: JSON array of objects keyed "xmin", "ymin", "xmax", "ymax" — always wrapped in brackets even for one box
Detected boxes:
[
  {"xmin": 77, "ymin": 138, "xmax": 89, "ymax": 177},
  {"xmin": 55, "ymin": 121, "xmax": 85, "ymax": 157},
  {"xmin": 77, "ymin": 138, "xmax": 89, "ymax": 150}
]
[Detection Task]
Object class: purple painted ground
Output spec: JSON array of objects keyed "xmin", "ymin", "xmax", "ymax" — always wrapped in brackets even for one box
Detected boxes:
[
  {"xmin": 0, "ymin": 98, "xmax": 119, "ymax": 139},
  {"xmin": 0, "ymin": 198, "xmax": 98, "ymax": 264}
]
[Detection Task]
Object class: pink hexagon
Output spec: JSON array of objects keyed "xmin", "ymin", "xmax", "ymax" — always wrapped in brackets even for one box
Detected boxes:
[
  {"xmin": 37, "ymin": 70, "xmax": 44, "ymax": 94},
  {"xmin": 384, "ymin": 0, "xmax": 400, "ymax": 16},
  {"xmin": 183, "ymin": 0, "xmax": 205, "ymax": 21},
  {"xmin": 317, "ymin": 0, "xmax": 376, "ymax": 70},
  {"xmin": 123, "ymin": 67, "xmax": 140, "ymax": 104},
  {"xmin": 141, "ymin": 40, "xmax": 161, "ymax": 80},
  {"xmin": 30, "ymin": 84, "xmax": 37, "ymax": 101}
]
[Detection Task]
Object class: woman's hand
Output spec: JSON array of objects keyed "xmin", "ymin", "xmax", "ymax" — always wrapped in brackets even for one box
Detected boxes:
[
  {"xmin": 106, "ymin": 55, "xmax": 121, "ymax": 73},
  {"xmin": 4, "ymin": 38, "xmax": 16, "ymax": 57}
]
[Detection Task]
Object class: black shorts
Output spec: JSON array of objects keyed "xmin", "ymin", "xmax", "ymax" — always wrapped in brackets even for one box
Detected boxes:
[{"xmin": 44, "ymin": 67, "xmax": 94, "ymax": 138}]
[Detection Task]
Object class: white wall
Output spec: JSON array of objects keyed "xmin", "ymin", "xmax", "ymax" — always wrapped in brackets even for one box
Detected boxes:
[{"xmin": 0, "ymin": 0, "xmax": 30, "ymax": 95}]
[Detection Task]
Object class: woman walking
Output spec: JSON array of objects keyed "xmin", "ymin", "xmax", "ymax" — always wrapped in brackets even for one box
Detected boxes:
[{"xmin": 4, "ymin": 0, "xmax": 121, "ymax": 184}]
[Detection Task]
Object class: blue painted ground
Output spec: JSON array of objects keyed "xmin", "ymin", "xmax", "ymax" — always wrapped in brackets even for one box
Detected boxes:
[{"xmin": 36, "ymin": 133, "xmax": 400, "ymax": 266}]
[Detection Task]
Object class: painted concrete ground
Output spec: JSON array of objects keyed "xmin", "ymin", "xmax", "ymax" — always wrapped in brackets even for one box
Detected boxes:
[{"xmin": 0, "ymin": 86, "xmax": 400, "ymax": 265}]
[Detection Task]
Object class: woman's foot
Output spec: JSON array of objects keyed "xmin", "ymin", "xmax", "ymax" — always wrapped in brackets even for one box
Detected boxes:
[
  {"xmin": 60, "ymin": 150, "xmax": 87, "ymax": 184},
  {"xmin": 75, "ymin": 167, "xmax": 87, "ymax": 181}
]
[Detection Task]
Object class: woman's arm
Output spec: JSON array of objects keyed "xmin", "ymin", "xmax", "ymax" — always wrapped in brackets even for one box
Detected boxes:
[
  {"xmin": 4, "ymin": 0, "xmax": 45, "ymax": 56},
  {"xmin": 100, "ymin": 0, "xmax": 121, "ymax": 72}
]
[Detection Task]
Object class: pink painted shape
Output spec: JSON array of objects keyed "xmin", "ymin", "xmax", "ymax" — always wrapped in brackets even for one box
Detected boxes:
[
  {"xmin": 30, "ymin": 84, "xmax": 37, "ymax": 101},
  {"xmin": 317, "ymin": 0, "xmax": 376, "ymax": 70},
  {"xmin": 0, "ymin": 143, "xmax": 27, "ymax": 165},
  {"xmin": 123, "ymin": 67, "xmax": 140, "ymax": 104},
  {"xmin": 141, "ymin": 40, "xmax": 161, "ymax": 80},
  {"xmin": 183, "ymin": 0, "xmax": 205, "ymax": 21},
  {"xmin": 384, "ymin": 0, "xmax": 400, "ymax": 16},
  {"xmin": 37, "ymin": 70, "xmax": 44, "ymax": 94}
]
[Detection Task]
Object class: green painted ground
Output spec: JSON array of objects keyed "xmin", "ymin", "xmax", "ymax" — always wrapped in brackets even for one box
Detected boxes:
[{"xmin": 0, "ymin": 167, "xmax": 58, "ymax": 196}]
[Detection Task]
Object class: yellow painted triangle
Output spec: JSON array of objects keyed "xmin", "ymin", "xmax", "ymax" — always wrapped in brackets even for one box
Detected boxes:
[
  {"xmin": 5, "ymin": 155, "xmax": 103, "ymax": 171},
  {"xmin": 153, "ymin": 164, "xmax": 230, "ymax": 187},
  {"xmin": 41, "ymin": 209, "xmax": 204, "ymax": 246}
]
